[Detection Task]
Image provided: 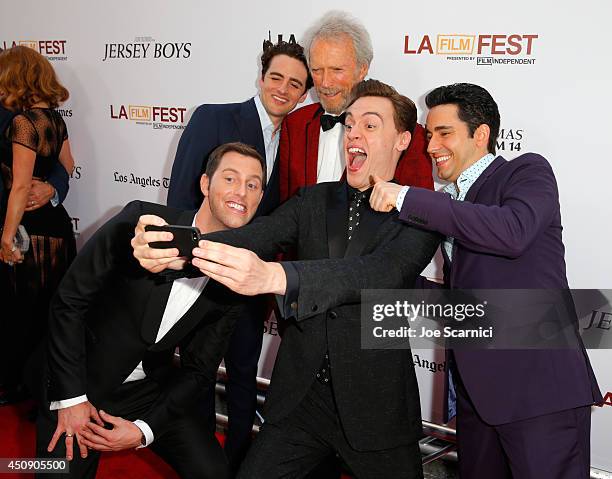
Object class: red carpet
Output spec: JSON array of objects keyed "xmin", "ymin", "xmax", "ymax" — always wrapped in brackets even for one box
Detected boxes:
[
  {"xmin": 1, "ymin": 401, "xmax": 351, "ymax": 478},
  {"xmin": 0, "ymin": 400, "xmax": 181, "ymax": 478}
]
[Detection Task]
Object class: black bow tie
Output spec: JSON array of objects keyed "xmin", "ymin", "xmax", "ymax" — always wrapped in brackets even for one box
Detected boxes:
[{"xmin": 320, "ymin": 112, "xmax": 346, "ymax": 132}]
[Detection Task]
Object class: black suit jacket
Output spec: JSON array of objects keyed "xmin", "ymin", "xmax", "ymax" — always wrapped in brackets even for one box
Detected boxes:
[
  {"xmin": 167, "ymin": 97, "xmax": 280, "ymax": 216},
  {"xmin": 206, "ymin": 181, "xmax": 440, "ymax": 451},
  {"xmin": 46, "ymin": 200, "xmax": 243, "ymax": 433}
]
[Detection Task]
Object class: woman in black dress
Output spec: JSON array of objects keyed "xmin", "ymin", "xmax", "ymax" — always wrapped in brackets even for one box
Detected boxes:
[{"xmin": 0, "ymin": 46, "xmax": 76, "ymax": 403}]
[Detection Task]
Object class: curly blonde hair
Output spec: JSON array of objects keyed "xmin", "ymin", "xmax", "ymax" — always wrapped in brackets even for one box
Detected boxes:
[{"xmin": 0, "ymin": 45, "xmax": 69, "ymax": 111}]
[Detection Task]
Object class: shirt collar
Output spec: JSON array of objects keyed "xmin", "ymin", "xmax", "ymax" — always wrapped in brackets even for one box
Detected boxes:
[
  {"xmin": 254, "ymin": 94, "xmax": 277, "ymax": 136},
  {"xmin": 347, "ymin": 185, "xmax": 372, "ymax": 201},
  {"xmin": 443, "ymin": 153, "xmax": 496, "ymax": 199}
]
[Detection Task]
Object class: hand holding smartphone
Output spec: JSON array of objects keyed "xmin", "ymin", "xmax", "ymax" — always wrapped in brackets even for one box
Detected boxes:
[{"xmin": 145, "ymin": 224, "xmax": 201, "ymax": 258}]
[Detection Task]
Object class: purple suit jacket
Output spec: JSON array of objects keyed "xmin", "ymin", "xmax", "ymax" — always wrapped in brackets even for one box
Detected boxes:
[{"xmin": 400, "ymin": 153, "xmax": 602, "ymax": 425}]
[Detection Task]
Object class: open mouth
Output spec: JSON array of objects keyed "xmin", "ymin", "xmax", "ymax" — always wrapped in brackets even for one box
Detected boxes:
[
  {"xmin": 272, "ymin": 95, "xmax": 288, "ymax": 104},
  {"xmin": 433, "ymin": 154, "xmax": 452, "ymax": 169},
  {"xmin": 226, "ymin": 201, "xmax": 247, "ymax": 215},
  {"xmin": 347, "ymin": 146, "xmax": 368, "ymax": 172}
]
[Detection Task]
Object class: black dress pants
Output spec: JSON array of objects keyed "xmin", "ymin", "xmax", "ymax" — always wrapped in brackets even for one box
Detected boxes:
[
  {"xmin": 237, "ymin": 378, "xmax": 423, "ymax": 479},
  {"xmin": 36, "ymin": 378, "xmax": 228, "ymax": 479},
  {"xmin": 202, "ymin": 295, "xmax": 265, "ymax": 473}
]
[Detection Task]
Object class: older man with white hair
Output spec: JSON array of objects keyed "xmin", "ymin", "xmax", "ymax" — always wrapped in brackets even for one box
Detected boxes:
[{"xmin": 278, "ymin": 10, "xmax": 433, "ymax": 201}]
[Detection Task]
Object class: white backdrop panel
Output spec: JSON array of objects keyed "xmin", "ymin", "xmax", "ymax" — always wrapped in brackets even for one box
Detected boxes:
[{"xmin": 3, "ymin": 0, "xmax": 611, "ymax": 471}]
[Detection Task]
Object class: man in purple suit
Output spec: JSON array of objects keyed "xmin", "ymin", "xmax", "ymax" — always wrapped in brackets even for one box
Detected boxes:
[{"xmin": 370, "ymin": 83, "xmax": 602, "ymax": 478}]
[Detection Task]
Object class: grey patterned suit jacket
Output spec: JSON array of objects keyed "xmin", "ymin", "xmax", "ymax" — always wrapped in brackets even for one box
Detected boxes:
[{"xmin": 206, "ymin": 181, "xmax": 440, "ymax": 451}]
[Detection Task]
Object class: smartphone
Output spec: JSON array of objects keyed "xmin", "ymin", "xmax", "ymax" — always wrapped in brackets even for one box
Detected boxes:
[{"xmin": 145, "ymin": 224, "xmax": 201, "ymax": 258}]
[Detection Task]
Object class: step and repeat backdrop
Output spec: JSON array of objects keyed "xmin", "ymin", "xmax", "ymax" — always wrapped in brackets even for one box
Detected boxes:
[{"xmin": 4, "ymin": 0, "xmax": 611, "ymax": 471}]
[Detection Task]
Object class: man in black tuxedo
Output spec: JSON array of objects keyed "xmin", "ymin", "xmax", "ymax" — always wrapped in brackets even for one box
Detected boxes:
[
  {"xmin": 134, "ymin": 80, "xmax": 440, "ymax": 478},
  {"xmin": 35, "ymin": 142, "xmax": 266, "ymax": 479}
]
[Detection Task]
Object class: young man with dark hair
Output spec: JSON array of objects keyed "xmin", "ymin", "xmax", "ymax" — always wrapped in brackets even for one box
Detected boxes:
[
  {"xmin": 424, "ymin": 82, "xmax": 500, "ymax": 158},
  {"xmin": 370, "ymin": 83, "xmax": 602, "ymax": 479},
  {"xmin": 166, "ymin": 41, "xmax": 311, "ymax": 472},
  {"xmin": 260, "ymin": 40, "xmax": 314, "ymax": 94},
  {"xmin": 36, "ymin": 143, "xmax": 266, "ymax": 479},
  {"xmin": 347, "ymin": 79, "xmax": 417, "ymax": 133},
  {"xmin": 168, "ymin": 40, "xmax": 310, "ymax": 214},
  {"xmin": 133, "ymin": 79, "xmax": 440, "ymax": 478}
]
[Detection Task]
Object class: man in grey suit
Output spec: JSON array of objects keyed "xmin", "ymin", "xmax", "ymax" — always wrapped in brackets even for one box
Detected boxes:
[{"xmin": 133, "ymin": 80, "xmax": 440, "ymax": 478}]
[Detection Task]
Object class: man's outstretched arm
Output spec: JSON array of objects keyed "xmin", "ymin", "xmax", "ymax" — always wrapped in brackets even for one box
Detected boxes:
[
  {"xmin": 192, "ymin": 217, "xmax": 440, "ymax": 322},
  {"xmin": 132, "ymin": 186, "xmax": 308, "ymax": 272}
]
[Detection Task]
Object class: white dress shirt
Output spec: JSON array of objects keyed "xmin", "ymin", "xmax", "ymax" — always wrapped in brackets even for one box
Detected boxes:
[
  {"xmin": 316, "ymin": 114, "xmax": 345, "ymax": 183},
  {"xmin": 254, "ymin": 94, "xmax": 280, "ymax": 182}
]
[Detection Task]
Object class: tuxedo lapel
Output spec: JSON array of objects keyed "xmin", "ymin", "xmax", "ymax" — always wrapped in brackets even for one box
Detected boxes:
[
  {"xmin": 140, "ymin": 209, "xmax": 196, "ymax": 345},
  {"xmin": 141, "ymin": 281, "xmax": 174, "ymax": 344},
  {"xmin": 326, "ymin": 182, "xmax": 348, "ymax": 259},
  {"xmin": 237, "ymin": 98, "xmax": 279, "ymax": 214},
  {"xmin": 149, "ymin": 281, "xmax": 228, "ymax": 352},
  {"xmin": 235, "ymin": 98, "xmax": 265, "ymax": 159},
  {"xmin": 256, "ymin": 149, "xmax": 280, "ymax": 216}
]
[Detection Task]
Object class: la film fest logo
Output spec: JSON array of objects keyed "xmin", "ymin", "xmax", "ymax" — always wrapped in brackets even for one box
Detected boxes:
[
  {"xmin": 102, "ymin": 36, "xmax": 191, "ymax": 61},
  {"xmin": 1, "ymin": 40, "xmax": 68, "ymax": 61},
  {"xmin": 110, "ymin": 104, "xmax": 187, "ymax": 131},
  {"xmin": 403, "ymin": 33, "xmax": 538, "ymax": 66}
]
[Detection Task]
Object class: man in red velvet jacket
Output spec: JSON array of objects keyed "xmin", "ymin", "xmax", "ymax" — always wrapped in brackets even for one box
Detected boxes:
[{"xmin": 279, "ymin": 10, "xmax": 433, "ymax": 201}]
